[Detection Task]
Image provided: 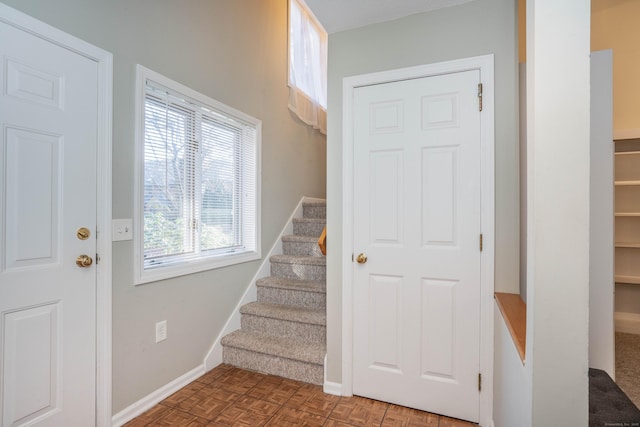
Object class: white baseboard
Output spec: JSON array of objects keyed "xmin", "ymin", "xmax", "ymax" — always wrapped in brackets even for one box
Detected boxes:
[
  {"xmin": 322, "ymin": 353, "xmax": 342, "ymax": 395},
  {"xmin": 203, "ymin": 196, "xmax": 315, "ymax": 370},
  {"xmin": 323, "ymin": 381, "xmax": 342, "ymax": 396},
  {"xmin": 111, "ymin": 364, "xmax": 205, "ymax": 427},
  {"xmin": 615, "ymin": 311, "xmax": 640, "ymax": 334}
]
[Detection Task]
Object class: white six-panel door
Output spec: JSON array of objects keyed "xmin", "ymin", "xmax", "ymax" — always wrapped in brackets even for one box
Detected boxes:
[
  {"xmin": 352, "ymin": 70, "xmax": 482, "ymax": 422},
  {"xmin": 0, "ymin": 20, "xmax": 98, "ymax": 426}
]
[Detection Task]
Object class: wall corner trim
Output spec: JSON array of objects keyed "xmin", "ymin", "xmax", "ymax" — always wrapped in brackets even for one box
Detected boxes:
[{"xmin": 323, "ymin": 381, "xmax": 343, "ymax": 396}]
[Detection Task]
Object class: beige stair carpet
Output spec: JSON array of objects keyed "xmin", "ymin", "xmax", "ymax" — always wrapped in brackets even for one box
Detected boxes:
[{"xmin": 221, "ymin": 200, "xmax": 326, "ymax": 385}]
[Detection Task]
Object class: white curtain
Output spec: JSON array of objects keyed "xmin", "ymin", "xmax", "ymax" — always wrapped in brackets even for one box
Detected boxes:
[{"xmin": 288, "ymin": 0, "xmax": 327, "ymax": 134}]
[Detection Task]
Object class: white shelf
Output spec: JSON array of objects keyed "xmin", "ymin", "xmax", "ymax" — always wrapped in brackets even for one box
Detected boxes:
[
  {"xmin": 616, "ymin": 242, "xmax": 640, "ymax": 248},
  {"xmin": 615, "ymin": 275, "xmax": 640, "ymax": 285},
  {"xmin": 614, "ymin": 129, "xmax": 640, "ymax": 140},
  {"xmin": 615, "ymin": 139, "xmax": 640, "ymax": 287},
  {"xmin": 615, "ymin": 150, "xmax": 640, "ymax": 156}
]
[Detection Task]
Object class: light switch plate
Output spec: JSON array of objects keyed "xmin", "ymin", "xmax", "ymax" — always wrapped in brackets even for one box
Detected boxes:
[
  {"xmin": 112, "ymin": 218, "xmax": 133, "ymax": 241},
  {"xmin": 156, "ymin": 320, "xmax": 167, "ymax": 343}
]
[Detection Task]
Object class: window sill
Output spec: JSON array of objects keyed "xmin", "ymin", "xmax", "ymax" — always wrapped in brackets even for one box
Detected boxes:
[
  {"xmin": 495, "ymin": 292, "xmax": 526, "ymax": 362},
  {"xmin": 134, "ymin": 250, "xmax": 260, "ymax": 285}
]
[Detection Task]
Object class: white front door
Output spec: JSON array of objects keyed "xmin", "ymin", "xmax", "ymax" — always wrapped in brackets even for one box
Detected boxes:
[
  {"xmin": 352, "ymin": 70, "xmax": 482, "ymax": 422},
  {"xmin": 0, "ymin": 19, "xmax": 98, "ymax": 426}
]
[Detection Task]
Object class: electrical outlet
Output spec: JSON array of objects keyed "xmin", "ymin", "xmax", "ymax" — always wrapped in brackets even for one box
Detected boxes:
[
  {"xmin": 112, "ymin": 218, "xmax": 133, "ymax": 241},
  {"xmin": 155, "ymin": 320, "xmax": 167, "ymax": 343}
]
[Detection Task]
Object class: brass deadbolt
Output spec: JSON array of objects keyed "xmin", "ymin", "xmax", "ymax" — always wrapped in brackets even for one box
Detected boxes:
[{"xmin": 77, "ymin": 227, "xmax": 90, "ymax": 240}]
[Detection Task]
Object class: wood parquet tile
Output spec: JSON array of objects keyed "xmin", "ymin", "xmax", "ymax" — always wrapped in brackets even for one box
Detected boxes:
[
  {"xmin": 161, "ymin": 381, "xmax": 207, "ymax": 407},
  {"xmin": 284, "ymin": 383, "xmax": 340, "ymax": 416},
  {"xmin": 247, "ymin": 376, "xmax": 302, "ymax": 405},
  {"xmin": 380, "ymin": 404, "xmax": 440, "ymax": 427},
  {"xmin": 124, "ymin": 364, "xmax": 478, "ymax": 427},
  {"xmin": 328, "ymin": 396, "xmax": 387, "ymax": 426},
  {"xmin": 266, "ymin": 406, "xmax": 327, "ymax": 426},
  {"xmin": 212, "ymin": 395, "xmax": 277, "ymax": 426}
]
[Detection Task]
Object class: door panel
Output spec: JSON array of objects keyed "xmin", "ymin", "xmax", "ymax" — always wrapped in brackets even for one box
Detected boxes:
[
  {"xmin": 422, "ymin": 147, "xmax": 458, "ymax": 245},
  {"xmin": 370, "ymin": 151, "xmax": 403, "ymax": 244},
  {"xmin": 0, "ymin": 20, "xmax": 98, "ymax": 426},
  {"xmin": 3, "ymin": 303, "xmax": 62, "ymax": 425},
  {"xmin": 353, "ymin": 70, "xmax": 481, "ymax": 422},
  {"xmin": 421, "ymin": 278, "xmax": 456, "ymax": 378},
  {"xmin": 369, "ymin": 274, "xmax": 403, "ymax": 371},
  {"xmin": 5, "ymin": 128, "xmax": 61, "ymax": 269}
]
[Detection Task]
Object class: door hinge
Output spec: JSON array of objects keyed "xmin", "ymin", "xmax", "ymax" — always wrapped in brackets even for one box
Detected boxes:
[
  {"xmin": 478, "ymin": 83, "xmax": 483, "ymax": 112},
  {"xmin": 352, "ymin": 253, "xmax": 354, "ymax": 262},
  {"xmin": 95, "ymin": 253, "xmax": 99, "ymax": 265},
  {"xmin": 478, "ymin": 373, "xmax": 482, "ymax": 391},
  {"xmin": 480, "ymin": 234, "xmax": 483, "ymax": 252}
]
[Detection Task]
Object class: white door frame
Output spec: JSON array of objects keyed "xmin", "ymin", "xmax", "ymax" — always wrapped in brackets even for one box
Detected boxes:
[
  {"xmin": 341, "ymin": 54, "xmax": 495, "ymax": 426},
  {"xmin": 0, "ymin": 4, "xmax": 113, "ymax": 426}
]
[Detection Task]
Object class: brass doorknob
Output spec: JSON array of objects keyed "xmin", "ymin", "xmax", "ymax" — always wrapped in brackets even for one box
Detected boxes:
[
  {"xmin": 76, "ymin": 255, "xmax": 93, "ymax": 268},
  {"xmin": 356, "ymin": 253, "xmax": 367, "ymax": 264}
]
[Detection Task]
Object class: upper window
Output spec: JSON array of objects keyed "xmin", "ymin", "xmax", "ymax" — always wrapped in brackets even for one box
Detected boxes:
[
  {"xmin": 288, "ymin": 0, "xmax": 327, "ymax": 134},
  {"xmin": 134, "ymin": 66, "xmax": 261, "ymax": 284}
]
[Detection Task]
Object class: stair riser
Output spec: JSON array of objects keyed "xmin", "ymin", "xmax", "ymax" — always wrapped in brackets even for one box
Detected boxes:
[
  {"xmin": 303, "ymin": 205, "xmax": 326, "ymax": 220},
  {"xmin": 283, "ymin": 241, "xmax": 324, "ymax": 257},
  {"xmin": 257, "ymin": 286, "xmax": 326, "ymax": 309},
  {"xmin": 241, "ymin": 315, "xmax": 326, "ymax": 344},
  {"xmin": 271, "ymin": 262, "xmax": 326, "ymax": 281},
  {"xmin": 222, "ymin": 347, "xmax": 323, "ymax": 385},
  {"xmin": 293, "ymin": 221, "xmax": 325, "ymax": 237}
]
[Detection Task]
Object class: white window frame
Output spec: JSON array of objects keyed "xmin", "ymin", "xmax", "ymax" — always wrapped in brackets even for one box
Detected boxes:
[{"xmin": 134, "ymin": 65, "xmax": 261, "ymax": 285}]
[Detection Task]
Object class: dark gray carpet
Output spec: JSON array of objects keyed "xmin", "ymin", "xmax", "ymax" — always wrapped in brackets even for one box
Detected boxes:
[{"xmin": 589, "ymin": 368, "xmax": 640, "ymax": 427}]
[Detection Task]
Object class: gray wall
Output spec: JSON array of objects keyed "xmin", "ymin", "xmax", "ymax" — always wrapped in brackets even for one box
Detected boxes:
[
  {"xmin": 326, "ymin": 0, "xmax": 518, "ymax": 383},
  {"xmin": 589, "ymin": 50, "xmax": 614, "ymax": 375},
  {"xmin": 0, "ymin": 0, "xmax": 326, "ymax": 413}
]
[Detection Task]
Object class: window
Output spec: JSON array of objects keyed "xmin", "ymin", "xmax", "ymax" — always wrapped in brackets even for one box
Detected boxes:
[
  {"xmin": 288, "ymin": 0, "xmax": 327, "ymax": 134},
  {"xmin": 134, "ymin": 66, "xmax": 261, "ymax": 284}
]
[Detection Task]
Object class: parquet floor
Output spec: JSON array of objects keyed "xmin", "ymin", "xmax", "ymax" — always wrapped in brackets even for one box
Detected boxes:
[{"xmin": 124, "ymin": 364, "xmax": 477, "ymax": 427}]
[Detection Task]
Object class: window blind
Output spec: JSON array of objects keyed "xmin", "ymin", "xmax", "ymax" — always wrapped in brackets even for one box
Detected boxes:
[{"xmin": 142, "ymin": 79, "xmax": 257, "ymax": 270}]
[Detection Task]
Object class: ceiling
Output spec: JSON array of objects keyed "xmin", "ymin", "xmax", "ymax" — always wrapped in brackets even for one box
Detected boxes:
[{"xmin": 304, "ymin": 0, "xmax": 474, "ymax": 34}]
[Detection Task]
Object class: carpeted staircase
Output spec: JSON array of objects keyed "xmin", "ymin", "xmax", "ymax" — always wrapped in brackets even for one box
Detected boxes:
[{"xmin": 221, "ymin": 200, "xmax": 326, "ymax": 385}]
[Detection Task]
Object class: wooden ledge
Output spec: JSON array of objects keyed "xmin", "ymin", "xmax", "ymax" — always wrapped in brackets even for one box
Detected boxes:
[{"xmin": 495, "ymin": 292, "xmax": 526, "ymax": 362}]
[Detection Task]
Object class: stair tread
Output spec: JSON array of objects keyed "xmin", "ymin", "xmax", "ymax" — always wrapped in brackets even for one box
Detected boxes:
[
  {"xmin": 293, "ymin": 217, "xmax": 326, "ymax": 224},
  {"xmin": 223, "ymin": 198, "xmax": 327, "ymax": 381},
  {"xmin": 270, "ymin": 254, "xmax": 326, "ymax": 266},
  {"xmin": 302, "ymin": 200, "xmax": 326, "ymax": 207},
  {"xmin": 281, "ymin": 234, "xmax": 320, "ymax": 243},
  {"xmin": 221, "ymin": 330, "xmax": 325, "ymax": 365},
  {"xmin": 256, "ymin": 277, "xmax": 325, "ymax": 293},
  {"xmin": 240, "ymin": 302, "xmax": 326, "ymax": 325}
]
